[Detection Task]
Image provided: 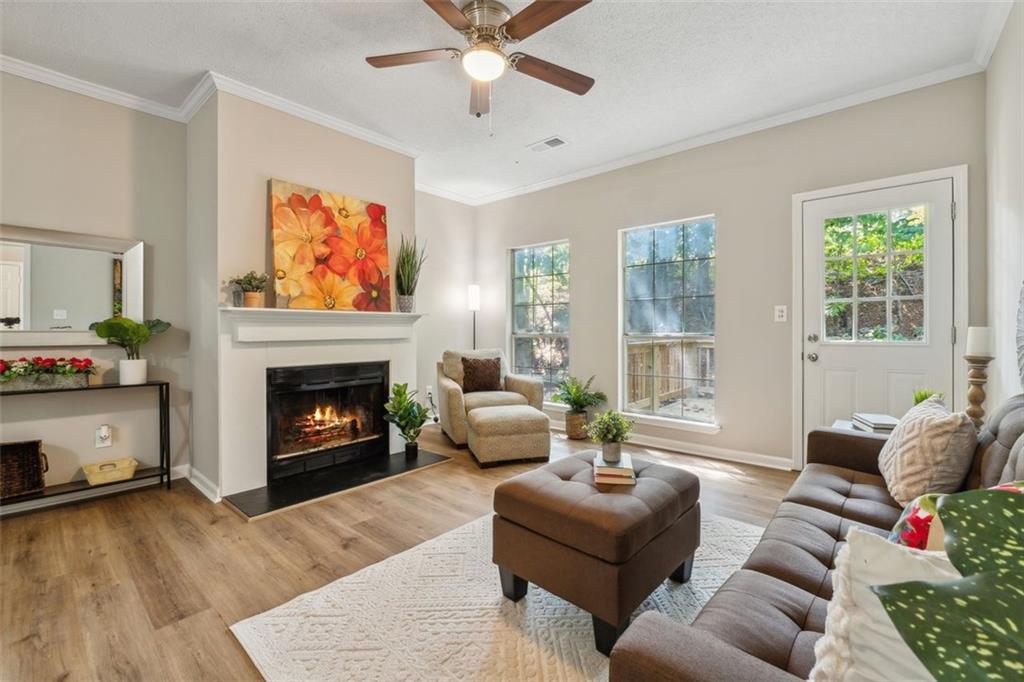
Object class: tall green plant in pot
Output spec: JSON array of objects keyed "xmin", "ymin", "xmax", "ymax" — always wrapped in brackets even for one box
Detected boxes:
[
  {"xmin": 383, "ymin": 383, "xmax": 430, "ymax": 459},
  {"xmin": 586, "ymin": 410, "xmax": 634, "ymax": 463},
  {"xmin": 395, "ymin": 235, "xmax": 426, "ymax": 313},
  {"xmin": 90, "ymin": 318, "xmax": 171, "ymax": 385},
  {"xmin": 552, "ymin": 375, "xmax": 607, "ymax": 440}
]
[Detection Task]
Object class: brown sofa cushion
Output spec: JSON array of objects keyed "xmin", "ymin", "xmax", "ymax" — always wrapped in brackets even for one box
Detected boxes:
[
  {"xmin": 493, "ymin": 453, "xmax": 699, "ymax": 563},
  {"xmin": 784, "ymin": 463, "xmax": 902, "ymax": 529},
  {"xmin": 461, "ymin": 356, "xmax": 501, "ymax": 393}
]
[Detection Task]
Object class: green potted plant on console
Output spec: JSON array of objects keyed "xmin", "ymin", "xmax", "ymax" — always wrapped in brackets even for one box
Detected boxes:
[
  {"xmin": 586, "ymin": 410, "xmax": 634, "ymax": 463},
  {"xmin": 90, "ymin": 317, "xmax": 170, "ymax": 385},
  {"xmin": 552, "ymin": 375, "xmax": 607, "ymax": 440},
  {"xmin": 384, "ymin": 382, "xmax": 430, "ymax": 459}
]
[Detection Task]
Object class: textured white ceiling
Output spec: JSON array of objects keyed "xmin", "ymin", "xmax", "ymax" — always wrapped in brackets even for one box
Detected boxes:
[{"xmin": 0, "ymin": 1, "xmax": 1007, "ymax": 203}]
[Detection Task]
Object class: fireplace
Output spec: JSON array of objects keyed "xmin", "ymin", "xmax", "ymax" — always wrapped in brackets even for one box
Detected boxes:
[{"xmin": 266, "ymin": 361, "xmax": 389, "ymax": 482}]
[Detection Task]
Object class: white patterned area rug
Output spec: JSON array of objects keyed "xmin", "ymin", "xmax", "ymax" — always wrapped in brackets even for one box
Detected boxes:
[{"xmin": 231, "ymin": 513, "xmax": 763, "ymax": 682}]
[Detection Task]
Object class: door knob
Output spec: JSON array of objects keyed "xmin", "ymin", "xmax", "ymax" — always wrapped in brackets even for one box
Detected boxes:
[
  {"xmin": 807, "ymin": 333, "xmax": 819, "ymax": 342},
  {"xmin": 807, "ymin": 352, "xmax": 819, "ymax": 362}
]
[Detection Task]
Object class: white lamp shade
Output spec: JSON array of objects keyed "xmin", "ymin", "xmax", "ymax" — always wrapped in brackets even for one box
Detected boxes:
[
  {"xmin": 467, "ymin": 284, "xmax": 481, "ymax": 312},
  {"xmin": 965, "ymin": 326, "xmax": 992, "ymax": 357}
]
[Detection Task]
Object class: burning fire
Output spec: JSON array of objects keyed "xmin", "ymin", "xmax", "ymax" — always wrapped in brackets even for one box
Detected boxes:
[{"xmin": 306, "ymin": 405, "xmax": 359, "ymax": 432}]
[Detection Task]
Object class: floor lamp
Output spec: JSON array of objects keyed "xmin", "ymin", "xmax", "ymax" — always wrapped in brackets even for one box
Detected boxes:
[{"xmin": 467, "ymin": 284, "xmax": 481, "ymax": 350}]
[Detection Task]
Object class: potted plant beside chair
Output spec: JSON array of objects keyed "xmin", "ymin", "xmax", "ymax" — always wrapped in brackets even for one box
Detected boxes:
[
  {"xmin": 551, "ymin": 375, "xmax": 607, "ymax": 440},
  {"xmin": 90, "ymin": 317, "xmax": 170, "ymax": 385},
  {"xmin": 586, "ymin": 410, "xmax": 634, "ymax": 463},
  {"xmin": 384, "ymin": 383, "xmax": 430, "ymax": 459}
]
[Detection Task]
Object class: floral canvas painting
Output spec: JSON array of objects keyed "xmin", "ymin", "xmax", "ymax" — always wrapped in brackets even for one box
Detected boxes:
[{"xmin": 270, "ymin": 179, "xmax": 391, "ymax": 312}]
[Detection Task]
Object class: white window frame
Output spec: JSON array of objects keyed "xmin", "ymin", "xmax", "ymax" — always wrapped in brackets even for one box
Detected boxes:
[
  {"xmin": 508, "ymin": 239, "xmax": 571, "ymax": 402},
  {"xmin": 616, "ymin": 216, "xmax": 721, "ymax": 435}
]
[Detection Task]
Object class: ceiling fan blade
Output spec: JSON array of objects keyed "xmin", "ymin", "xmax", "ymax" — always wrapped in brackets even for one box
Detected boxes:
[
  {"xmin": 510, "ymin": 53, "xmax": 594, "ymax": 95},
  {"xmin": 423, "ymin": 0, "xmax": 472, "ymax": 31},
  {"xmin": 501, "ymin": 0, "xmax": 590, "ymax": 42},
  {"xmin": 366, "ymin": 49, "xmax": 460, "ymax": 68},
  {"xmin": 469, "ymin": 80, "xmax": 491, "ymax": 118}
]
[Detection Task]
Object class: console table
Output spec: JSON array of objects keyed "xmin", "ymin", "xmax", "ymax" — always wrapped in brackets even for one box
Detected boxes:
[{"xmin": 0, "ymin": 381, "xmax": 170, "ymax": 516}]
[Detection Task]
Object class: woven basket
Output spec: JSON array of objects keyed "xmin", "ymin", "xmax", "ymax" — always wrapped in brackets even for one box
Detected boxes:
[
  {"xmin": 0, "ymin": 440, "xmax": 48, "ymax": 500},
  {"xmin": 83, "ymin": 458, "xmax": 138, "ymax": 486}
]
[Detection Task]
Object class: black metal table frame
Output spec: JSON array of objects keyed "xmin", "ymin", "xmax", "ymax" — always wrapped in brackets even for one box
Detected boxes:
[{"xmin": 0, "ymin": 381, "xmax": 171, "ymax": 509}]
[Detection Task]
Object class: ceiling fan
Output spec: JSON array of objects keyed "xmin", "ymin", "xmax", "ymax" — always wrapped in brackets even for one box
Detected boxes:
[{"xmin": 366, "ymin": 0, "xmax": 594, "ymax": 117}]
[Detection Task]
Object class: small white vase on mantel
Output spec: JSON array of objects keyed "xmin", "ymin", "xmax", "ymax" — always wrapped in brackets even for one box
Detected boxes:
[{"xmin": 119, "ymin": 359, "xmax": 147, "ymax": 385}]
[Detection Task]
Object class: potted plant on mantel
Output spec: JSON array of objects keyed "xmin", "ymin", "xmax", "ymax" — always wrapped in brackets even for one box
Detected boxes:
[
  {"xmin": 552, "ymin": 375, "xmax": 607, "ymax": 440},
  {"xmin": 229, "ymin": 271, "xmax": 270, "ymax": 308},
  {"xmin": 89, "ymin": 317, "xmax": 170, "ymax": 385},
  {"xmin": 586, "ymin": 410, "xmax": 634, "ymax": 464},
  {"xmin": 395, "ymin": 235, "xmax": 427, "ymax": 313},
  {"xmin": 383, "ymin": 383, "xmax": 430, "ymax": 459}
]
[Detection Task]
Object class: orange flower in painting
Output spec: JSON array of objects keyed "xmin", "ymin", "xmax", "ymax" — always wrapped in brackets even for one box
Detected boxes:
[
  {"xmin": 353, "ymin": 267, "xmax": 391, "ymax": 312},
  {"xmin": 273, "ymin": 244, "xmax": 314, "ymax": 297},
  {"xmin": 272, "ymin": 193, "xmax": 337, "ymax": 264},
  {"xmin": 323, "ymin": 193, "xmax": 367, "ymax": 233},
  {"xmin": 289, "ymin": 266, "xmax": 360, "ymax": 311},
  {"xmin": 324, "ymin": 221, "xmax": 389, "ymax": 286},
  {"xmin": 366, "ymin": 203, "xmax": 387, "ymax": 240}
]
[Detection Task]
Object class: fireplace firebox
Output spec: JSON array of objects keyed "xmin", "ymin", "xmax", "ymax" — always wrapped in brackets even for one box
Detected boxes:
[{"xmin": 266, "ymin": 362, "xmax": 389, "ymax": 481}]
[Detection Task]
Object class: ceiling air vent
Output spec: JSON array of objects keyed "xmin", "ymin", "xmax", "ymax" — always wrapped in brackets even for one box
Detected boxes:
[{"xmin": 528, "ymin": 136, "xmax": 567, "ymax": 152}]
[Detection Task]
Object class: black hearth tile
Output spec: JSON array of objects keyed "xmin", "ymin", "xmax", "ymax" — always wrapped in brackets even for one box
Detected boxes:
[{"xmin": 223, "ymin": 450, "xmax": 450, "ymax": 519}]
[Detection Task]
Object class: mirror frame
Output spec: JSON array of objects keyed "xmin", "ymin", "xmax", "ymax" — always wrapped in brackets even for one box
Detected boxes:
[{"xmin": 0, "ymin": 224, "xmax": 144, "ymax": 348}]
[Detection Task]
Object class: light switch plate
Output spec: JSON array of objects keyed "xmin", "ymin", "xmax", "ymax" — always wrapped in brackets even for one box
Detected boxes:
[
  {"xmin": 774, "ymin": 305, "xmax": 788, "ymax": 322},
  {"xmin": 53, "ymin": 309, "xmax": 68, "ymax": 320}
]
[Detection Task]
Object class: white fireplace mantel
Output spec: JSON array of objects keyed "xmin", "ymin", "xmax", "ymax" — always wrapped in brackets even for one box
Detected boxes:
[{"xmin": 220, "ymin": 306, "xmax": 423, "ymax": 343}]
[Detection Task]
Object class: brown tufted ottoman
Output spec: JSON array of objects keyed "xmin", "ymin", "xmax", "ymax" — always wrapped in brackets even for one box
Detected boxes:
[{"xmin": 492, "ymin": 451, "xmax": 700, "ymax": 655}]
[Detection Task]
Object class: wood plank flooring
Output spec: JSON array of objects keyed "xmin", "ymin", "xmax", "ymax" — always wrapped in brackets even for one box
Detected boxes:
[{"xmin": 0, "ymin": 426, "xmax": 797, "ymax": 681}]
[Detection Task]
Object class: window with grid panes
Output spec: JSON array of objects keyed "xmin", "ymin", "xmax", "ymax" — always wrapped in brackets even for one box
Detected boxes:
[
  {"xmin": 622, "ymin": 218, "xmax": 716, "ymax": 423},
  {"xmin": 511, "ymin": 242, "xmax": 570, "ymax": 398}
]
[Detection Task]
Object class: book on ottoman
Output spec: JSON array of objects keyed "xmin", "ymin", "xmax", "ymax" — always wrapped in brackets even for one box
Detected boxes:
[{"xmin": 594, "ymin": 452, "xmax": 636, "ymax": 486}]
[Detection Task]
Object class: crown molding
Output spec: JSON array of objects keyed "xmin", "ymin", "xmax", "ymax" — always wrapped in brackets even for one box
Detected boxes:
[
  {"xmin": 973, "ymin": 1, "xmax": 1015, "ymax": 67},
  {"xmin": 205, "ymin": 72, "xmax": 420, "ymax": 158},
  {"xmin": 462, "ymin": 60, "xmax": 986, "ymax": 206},
  {"xmin": 414, "ymin": 182, "xmax": 480, "ymax": 205},
  {"xmin": 0, "ymin": 55, "xmax": 188, "ymax": 121},
  {"xmin": 0, "ymin": 56, "xmax": 419, "ymax": 158}
]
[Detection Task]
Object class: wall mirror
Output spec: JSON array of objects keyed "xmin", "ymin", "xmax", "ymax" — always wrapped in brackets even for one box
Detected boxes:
[{"xmin": 0, "ymin": 225, "xmax": 143, "ymax": 347}]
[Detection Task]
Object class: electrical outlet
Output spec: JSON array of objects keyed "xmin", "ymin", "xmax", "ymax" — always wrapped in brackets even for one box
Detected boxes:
[
  {"xmin": 53, "ymin": 309, "xmax": 68, "ymax": 320},
  {"xmin": 774, "ymin": 305, "xmax": 788, "ymax": 322},
  {"xmin": 95, "ymin": 424, "xmax": 112, "ymax": 448},
  {"xmin": 425, "ymin": 384, "xmax": 433, "ymax": 396}
]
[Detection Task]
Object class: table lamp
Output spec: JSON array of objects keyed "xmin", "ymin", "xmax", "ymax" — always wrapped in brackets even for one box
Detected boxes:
[{"xmin": 964, "ymin": 326, "xmax": 993, "ymax": 429}]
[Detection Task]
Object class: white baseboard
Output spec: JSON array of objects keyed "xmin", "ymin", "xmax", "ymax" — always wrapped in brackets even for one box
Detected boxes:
[
  {"xmin": 188, "ymin": 466, "xmax": 221, "ymax": 503},
  {"xmin": 170, "ymin": 463, "xmax": 191, "ymax": 480},
  {"xmin": 549, "ymin": 418, "xmax": 791, "ymax": 471}
]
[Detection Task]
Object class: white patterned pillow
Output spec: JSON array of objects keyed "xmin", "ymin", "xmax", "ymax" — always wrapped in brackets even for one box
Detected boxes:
[
  {"xmin": 878, "ymin": 396, "xmax": 977, "ymax": 505},
  {"xmin": 809, "ymin": 527, "xmax": 958, "ymax": 681}
]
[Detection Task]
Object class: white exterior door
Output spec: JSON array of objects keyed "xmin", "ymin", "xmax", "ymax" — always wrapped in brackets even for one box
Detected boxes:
[
  {"xmin": 0, "ymin": 261, "xmax": 24, "ymax": 329},
  {"xmin": 801, "ymin": 178, "xmax": 955, "ymax": 448}
]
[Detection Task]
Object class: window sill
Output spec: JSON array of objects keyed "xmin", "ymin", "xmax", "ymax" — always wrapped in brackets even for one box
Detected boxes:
[{"xmin": 623, "ymin": 411, "xmax": 721, "ymax": 435}]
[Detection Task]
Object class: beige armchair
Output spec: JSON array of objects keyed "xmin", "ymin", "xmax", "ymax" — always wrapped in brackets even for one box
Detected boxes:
[{"xmin": 436, "ymin": 349, "xmax": 544, "ymax": 445}]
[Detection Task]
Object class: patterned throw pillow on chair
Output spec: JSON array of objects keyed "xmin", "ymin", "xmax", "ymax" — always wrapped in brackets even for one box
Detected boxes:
[{"xmin": 461, "ymin": 357, "xmax": 502, "ymax": 393}]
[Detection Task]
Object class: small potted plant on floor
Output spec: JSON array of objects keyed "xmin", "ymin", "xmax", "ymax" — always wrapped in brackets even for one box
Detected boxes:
[
  {"xmin": 394, "ymin": 235, "xmax": 427, "ymax": 313},
  {"xmin": 90, "ymin": 317, "xmax": 170, "ymax": 385},
  {"xmin": 384, "ymin": 382, "xmax": 430, "ymax": 459},
  {"xmin": 229, "ymin": 271, "xmax": 270, "ymax": 308},
  {"xmin": 586, "ymin": 410, "xmax": 634, "ymax": 463},
  {"xmin": 552, "ymin": 375, "xmax": 607, "ymax": 440}
]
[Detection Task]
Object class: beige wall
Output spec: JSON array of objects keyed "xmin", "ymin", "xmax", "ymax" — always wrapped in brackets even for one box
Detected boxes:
[
  {"xmin": 413, "ymin": 191, "xmax": 477, "ymax": 396},
  {"xmin": 475, "ymin": 74, "xmax": 988, "ymax": 464},
  {"xmin": 987, "ymin": 1, "xmax": 1024, "ymax": 405},
  {"xmin": 0, "ymin": 73, "xmax": 191, "ymax": 480}
]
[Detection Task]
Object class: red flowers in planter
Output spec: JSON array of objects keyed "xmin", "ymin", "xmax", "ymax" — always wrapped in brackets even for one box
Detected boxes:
[{"xmin": 0, "ymin": 356, "xmax": 96, "ymax": 381}]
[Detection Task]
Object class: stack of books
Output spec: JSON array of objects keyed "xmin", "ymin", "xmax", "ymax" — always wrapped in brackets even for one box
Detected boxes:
[
  {"xmin": 851, "ymin": 412, "xmax": 899, "ymax": 434},
  {"xmin": 593, "ymin": 452, "xmax": 636, "ymax": 486}
]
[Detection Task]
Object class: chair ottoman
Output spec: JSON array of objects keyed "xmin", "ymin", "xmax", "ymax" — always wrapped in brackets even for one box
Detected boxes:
[
  {"xmin": 467, "ymin": 404, "xmax": 550, "ymax": 467},
  {"xmin": 492, "ymin": 452, "xmax": 700, "ymax": 655}
]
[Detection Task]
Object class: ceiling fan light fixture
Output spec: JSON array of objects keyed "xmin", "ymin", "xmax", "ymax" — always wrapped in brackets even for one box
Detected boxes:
[{"xmin": 461, "ymin": 43, "xmax": 506, "ymax": 82}]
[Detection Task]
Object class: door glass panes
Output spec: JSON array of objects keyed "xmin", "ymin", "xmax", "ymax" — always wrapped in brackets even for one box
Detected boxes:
[
  {"xmin": 511, "ymin": 242, "xmax": 570, "ymax": 397},
  {"xmin": 622, "ymin": 218, "xmax": 716, "ymax": 423},
  {"xmin": 822, "ymin": 205, "xmax": 926, "ymax": 342}
]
